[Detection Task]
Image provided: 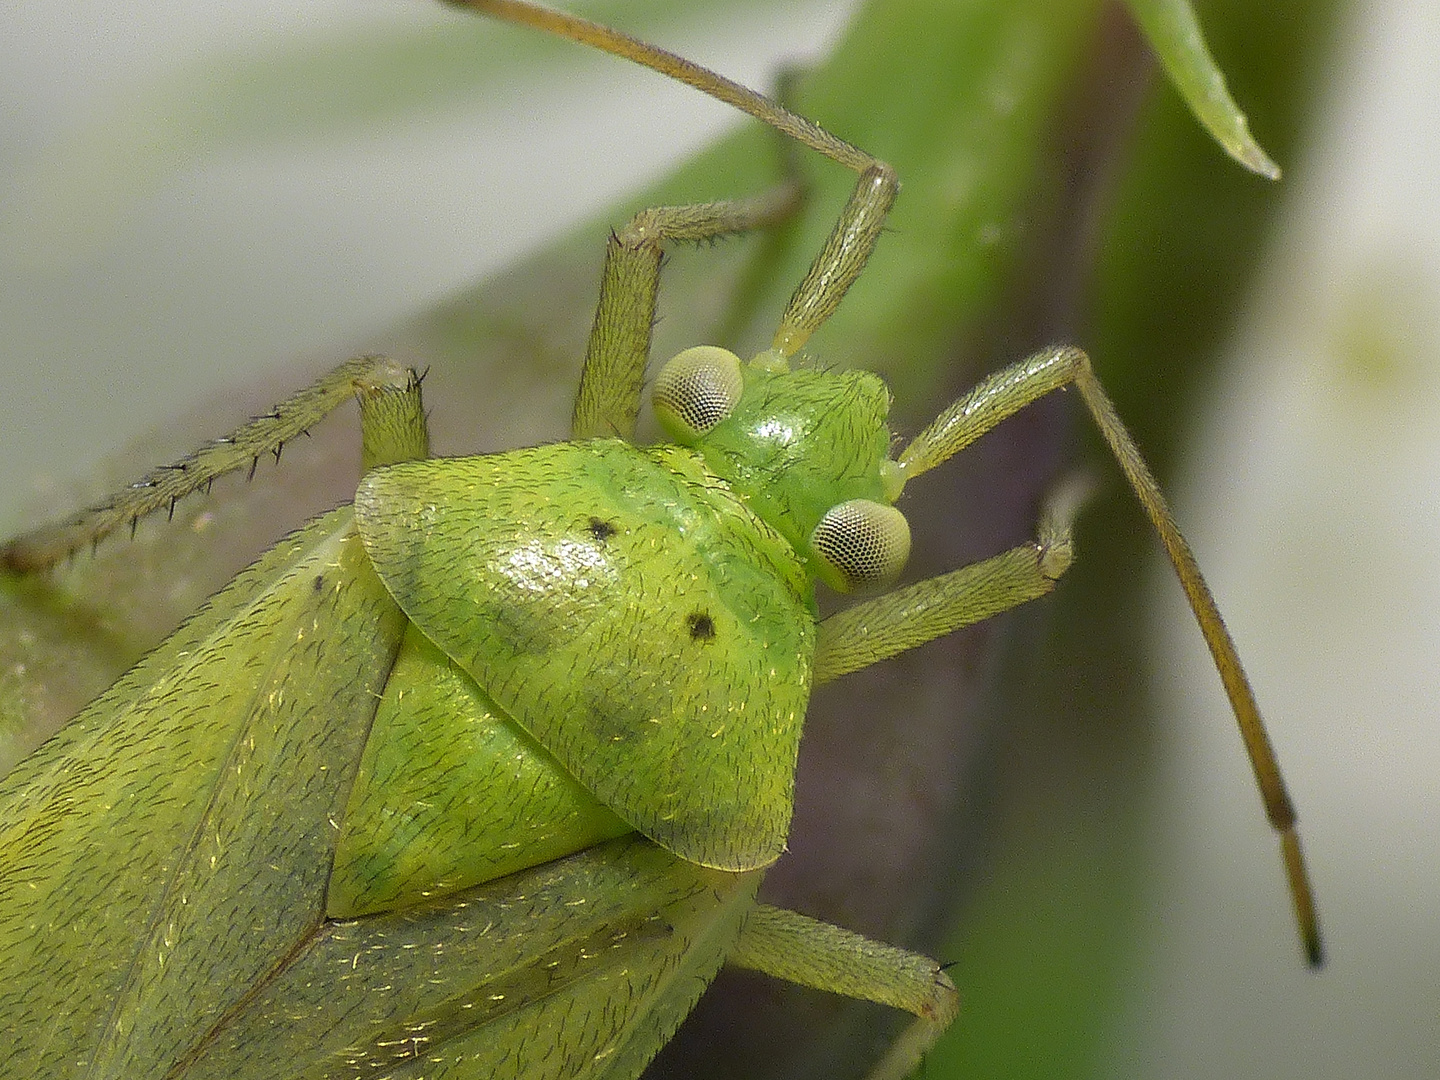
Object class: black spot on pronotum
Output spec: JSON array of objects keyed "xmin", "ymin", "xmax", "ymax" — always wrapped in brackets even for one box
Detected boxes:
[
  {"xmin": 687, "ymin": 612, "xmax": 716, "ymax": 641},
  {"xmin": 588, "ymin": 517, "xmax": 617, "ymax": 543},
  {"xmin": 313, "ymin": 574, "xmax": 326, "ymax": 592}
]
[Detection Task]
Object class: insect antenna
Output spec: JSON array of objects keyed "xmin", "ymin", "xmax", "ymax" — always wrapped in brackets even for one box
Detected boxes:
[
  {"xmin": 897, "ymin": 345, "xmax": 1324, "ymax": 966},
  {"xmin": 449, "ymin": 0, "xmax": 898, "ymax": 358}
]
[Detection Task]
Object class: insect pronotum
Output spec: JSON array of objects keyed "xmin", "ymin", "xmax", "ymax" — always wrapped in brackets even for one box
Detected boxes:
[{"xmin": 0, "ymin": 1, "xmax": 1320, "ymax": 1078}]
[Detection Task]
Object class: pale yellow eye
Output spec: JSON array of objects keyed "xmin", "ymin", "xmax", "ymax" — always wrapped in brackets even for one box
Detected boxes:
[
  {"xmin": 653, "ymin": 346, "xmax": 744, "ymax": 441},
  {"xmin": 810, "ymin": 499, "xmax": 911, "ymax": 592}
]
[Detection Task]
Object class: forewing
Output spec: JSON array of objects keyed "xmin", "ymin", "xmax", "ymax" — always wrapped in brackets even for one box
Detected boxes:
[
  {"xmin": 356, "ymin": 443, "xmax": 815, "ymax": 872},
  {"xmin": 176, "ymin": 837, "xmax": 760, "ymax": 1080},
  {"xmin": 0, "ymin": 507, "xmax": 407, "ymax": 1079}
]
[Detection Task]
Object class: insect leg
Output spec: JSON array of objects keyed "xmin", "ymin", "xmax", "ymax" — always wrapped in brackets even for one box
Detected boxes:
[
  {"xmin": 728, "ymin": 904, "xmax": 959, "ymax": 1080},
  {"xmin": 571, "ymin": 149, "xmax": 896, "ymax": 438},
  {"xmin": 454, "ymin": 3, "xmax": 902, "ymax": 383},
  {"xmin": 571, "ymin": 184, "xmax": 803, "ymax": 441},
  {"xmin": 812, "ymin": 477, "xmax": 1083, "ymax": 685},
  {"xmin": 2, "ymin": 356, "xmax": 424, "ymax": 572},
  {"xmin": 897, "ymin": 344, "xmax": 1322, "ymax": 966}
]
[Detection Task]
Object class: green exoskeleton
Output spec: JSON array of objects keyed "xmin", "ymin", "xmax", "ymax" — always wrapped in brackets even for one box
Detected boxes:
[{"xmin": 0, "ymin": 1, "xmax": 1321, "ymax": 1078}]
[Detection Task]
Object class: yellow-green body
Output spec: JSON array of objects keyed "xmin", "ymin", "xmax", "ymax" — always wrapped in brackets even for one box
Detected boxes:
[
  {"xmin": 353, "ymin": 442, "xmax": 817, "ymax": 877},
  {"xmin": 0, "ymin": 435, "xmax": 822, "ymax": 1077}
]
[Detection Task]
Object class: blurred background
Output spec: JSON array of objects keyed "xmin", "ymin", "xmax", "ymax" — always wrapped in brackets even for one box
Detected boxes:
[
  {"xmin": 1120, "ymin": 0, "xmax": 1439, "ymax": 1072},
  {"xmin": 0, "ymin": 1, "xmax": 1435, "ymax": 1077}
]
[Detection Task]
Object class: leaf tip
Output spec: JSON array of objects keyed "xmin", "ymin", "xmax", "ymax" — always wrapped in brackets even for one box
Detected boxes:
[{"xmin": 1224, "ymin": 117, "xmax": 1282, "ymax": 181}]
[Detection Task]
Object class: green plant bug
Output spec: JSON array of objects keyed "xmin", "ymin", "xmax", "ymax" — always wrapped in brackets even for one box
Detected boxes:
[{"xmin": 0, "ymin": 2, "xmax": 1324, "ymax": 1078}]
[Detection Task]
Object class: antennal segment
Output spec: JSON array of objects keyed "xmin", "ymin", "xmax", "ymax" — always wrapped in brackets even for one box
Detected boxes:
[
  {"xmin": 899, "ymin": 345, "xmax": 1323, "ymax": 966},
  {"xmin": 450, "ymin": 0, "xmax": 899, "ymax": 357}
]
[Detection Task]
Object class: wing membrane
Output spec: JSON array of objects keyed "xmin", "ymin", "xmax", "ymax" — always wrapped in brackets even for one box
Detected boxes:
[
  {"xmin": 178, "ymin": 837, "xmax": 759, "ymax": 1080},
  {"xmin": 0, "ymin": 508, "xmax": 407, "ymax": 1079}
]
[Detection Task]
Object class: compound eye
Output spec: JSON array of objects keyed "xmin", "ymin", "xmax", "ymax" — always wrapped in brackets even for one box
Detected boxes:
[
  {"xmin": 653, "ymin": 346, "xmax": 744, "ymax": 442},
  {"xmin": 810, "ymin": 499, "xmax": 911, "ymax": 593}
]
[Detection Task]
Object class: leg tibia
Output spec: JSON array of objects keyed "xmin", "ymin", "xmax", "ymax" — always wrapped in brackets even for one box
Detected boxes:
[
  {"xmin": 2, "ymin": 357, "xmax": 424, "ymax": 572},
  {"xmin": 571, "ymin": 183, "xmax": 803, "ymax": 441},
  {"xmin": 730, "ymin": 904, "xmax": 958, "ymax": 1080}
]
